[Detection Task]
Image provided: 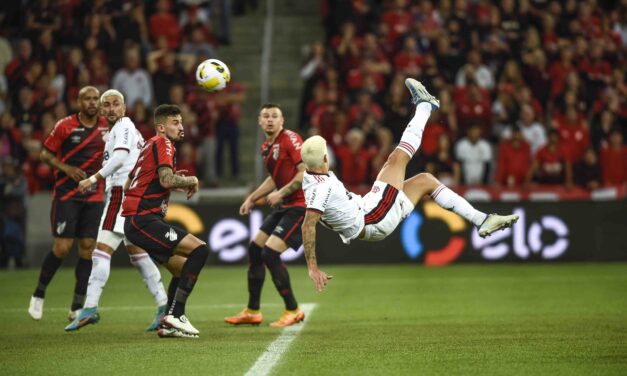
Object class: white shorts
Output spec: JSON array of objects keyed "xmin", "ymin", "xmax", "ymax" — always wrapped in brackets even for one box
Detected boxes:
[
  {"xmin": 97, "ymin": 186, "xmax": 131, "ymax": 250},
  {"xmin": 361, "ymin": 181, "xmax": 414, "ymax": 242}
]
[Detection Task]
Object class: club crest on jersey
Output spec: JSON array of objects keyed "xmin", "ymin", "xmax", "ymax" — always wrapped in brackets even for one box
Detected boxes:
[
  {"xmin": 272, "ymin": 145, "xmax": 280, "ymax": 160},
  {"xmin": 160, "ymin": 200, "xmax": 168, "ymax": 216},
  {"xmin": 56, "ymin": 221, "xmax": 67, "ymax": 235},
  {"xmin": 165, "ymin": 228, "xmax": 178, "ymax": 241}
]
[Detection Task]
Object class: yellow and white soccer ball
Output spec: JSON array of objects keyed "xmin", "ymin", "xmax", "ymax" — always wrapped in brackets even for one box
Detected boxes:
[{"xmin": 195, "ymin": 59, "xmax": 230, "ymax": 92}]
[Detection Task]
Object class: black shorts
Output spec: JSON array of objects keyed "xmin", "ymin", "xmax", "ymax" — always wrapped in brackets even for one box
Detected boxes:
[
  {"xmin": 259, "ymin": 206, "xmax": 305, "ymax": 249},
  {"xmin": 124, "ymin": 214, "xmax": 188, "ymax": 264},
  {"xmin": 50, "ymin": 199, "xmax": 104, "ymax": 239}
]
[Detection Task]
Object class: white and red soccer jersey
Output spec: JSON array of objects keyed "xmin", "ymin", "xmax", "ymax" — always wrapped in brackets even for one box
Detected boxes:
[
  {"xmin": 102, "ymin": 117, "xmax": 144, "ymax": 191},
  {"xmin": 302, "ymin": 171, "xmax": 364, "ymax": 244}
]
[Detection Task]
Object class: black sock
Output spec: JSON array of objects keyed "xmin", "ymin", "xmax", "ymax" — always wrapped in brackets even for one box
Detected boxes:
[
  {"xmin": 247, "ymin": 243, "xmax": 265, "ymax": 310},
  {"xmin": 166, "ymin": 276, "xmax": 180, "ymax": 309},
  {"xmin": 169, "ymin": 245, "xmax": 209, "ymax": 318},
  {"xmin": 33, "ymin": 252, "xmax": 64, "ymax": 298},
  {"xmin": 262, "ymin": 246, "xmax": 298, "ymax": 311},
  {"xmin": 71, "ymin": 257, "xmax": 92, "ymax": 311}
]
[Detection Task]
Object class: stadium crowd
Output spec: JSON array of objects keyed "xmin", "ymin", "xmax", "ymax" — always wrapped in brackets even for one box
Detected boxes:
[{"xmin": 300, "ymin": 0, "xmax": 626, "ymax": 194}]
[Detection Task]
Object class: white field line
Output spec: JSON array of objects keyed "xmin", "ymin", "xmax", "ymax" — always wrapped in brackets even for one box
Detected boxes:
[
  {"xmin": 245, "ymin": 303, "xmax": 317, "ymax": 376},
  {"xmin": 1, "ymin": 303, "xmax": 284, "ymax": 313}
]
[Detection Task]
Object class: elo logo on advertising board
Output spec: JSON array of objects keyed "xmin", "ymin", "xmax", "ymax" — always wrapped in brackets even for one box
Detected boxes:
[{"xmin": 400, "ymin": 204, "xmax": 570, "ymax": 265}]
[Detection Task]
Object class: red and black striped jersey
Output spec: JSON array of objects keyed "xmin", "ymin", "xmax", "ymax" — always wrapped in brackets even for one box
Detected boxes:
[
  {"xmin": 261, "ymin": 129, "xmax": 306, "ymax": 208},
  {"xmin": 43, "ymin": 114, "xmax": 108, "ymax": 201},
  {"xmin": 122, "ymin": 135, "xmax": 177, "ymax": 217}
]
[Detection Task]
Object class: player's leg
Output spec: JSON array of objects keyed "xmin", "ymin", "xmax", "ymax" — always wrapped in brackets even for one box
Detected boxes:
[
  {"xmin": 376, "ymin": 79, "xmax": 439, "ymax": 190},
  {"xmin": 29, "ymin": 200, "xmax": 77, "ymax": 320},
  {"xmin": 402, "ymin": 173, "xmax": 518, "ymax": 236},
  {"xmin": 126, "ymin": 241, "xmax": 168, "ymax": 331},
  {"xmin": 224, "ymin": 229, "xmax": 268, "ymax": 325}
]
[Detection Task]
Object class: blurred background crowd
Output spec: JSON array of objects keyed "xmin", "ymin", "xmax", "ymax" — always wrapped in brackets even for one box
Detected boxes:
[{"xmin": 301, "ymin": 0, "xmax": 626, "ymax": 194}]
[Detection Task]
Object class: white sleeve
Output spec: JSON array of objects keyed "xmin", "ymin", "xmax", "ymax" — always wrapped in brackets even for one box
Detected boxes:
[
  {"xmin": 306, "ymin": 183, "xmax": 332, "ymax": 214},
  {"xmin": 112, "ymin": 119, "xmax": 135, "ymax": 151},
  {"xmin": 98, "ymin": 148, "xmax": 129, "ymax": 178}
]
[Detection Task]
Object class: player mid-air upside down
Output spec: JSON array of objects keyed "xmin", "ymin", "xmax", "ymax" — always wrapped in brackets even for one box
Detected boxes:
[{"xmin": 300, "ymin": 79, "xmax": 519, "ymax": 291}]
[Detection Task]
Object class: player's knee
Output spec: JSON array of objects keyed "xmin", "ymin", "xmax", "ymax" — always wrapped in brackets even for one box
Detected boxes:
[
  {"xmin": 415, "ymin": 172, "xmax": 439, "ymax": 190},
  {"xmin": 261, "ymin": 246, "xmax": 281, "ymax": 266},
  {"xmin": 52, "ymin": 239, "xmax": 73, "ymax": 257},
  {"xmin": 190, "ymin": 244, "xmax": 210, "ymax": 259}
]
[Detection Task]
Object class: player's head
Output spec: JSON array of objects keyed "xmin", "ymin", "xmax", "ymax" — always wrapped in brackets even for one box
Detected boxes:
[
  {"xmin": 100, "ymin": 89, "xmax": 126, "ymax": 126},
  {"xmin": 154, "ymin": 104, "xmax": 184, "ymax": 141},
  {"xmin": 258, "ymin": 103, "xmax": 284, "ymax": 137},
  {"xmin": 77, "ymin": 86, "xmax": 100, "ymax": 118},
  {"xmin": 301, "ymin": 135, "xmax": 329, "ymax": 171}
]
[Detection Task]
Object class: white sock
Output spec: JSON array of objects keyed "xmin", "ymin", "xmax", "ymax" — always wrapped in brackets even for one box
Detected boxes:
[
  {"xmin": 431, "ymin": 184, "xmax": 487, "ymax": 226},
  {"xmin": 396, "ymin": 102, "xmax": 432, "ymax": 158},
  {"xmin": 130, "ymin": 253, "xmax": 168, "ymax": 307},
  {"xmin": 84, "ymin": 249, "xmax": 111, "ymax": 308}
]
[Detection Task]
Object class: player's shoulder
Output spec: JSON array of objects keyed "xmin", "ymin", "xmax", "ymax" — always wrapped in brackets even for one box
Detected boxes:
[
  {"xmin": 303, "ymin": 171, "xmax": 331, "ymax": 187},
  {"xmin": 281, "ymin": 129, "xmax": 303, "ymax": 147},
  {"xmin": 54, "ymin": 114, "xmax": 79, "ymax": 129}
]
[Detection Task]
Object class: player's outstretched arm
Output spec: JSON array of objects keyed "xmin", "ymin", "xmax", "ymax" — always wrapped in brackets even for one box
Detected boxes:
[
  {"xmin": 40, "ymin": 148, "xmax": 86, "ymax": 182},
  {"xmin": 267, "ymin": 163, "xmax": 305, "ymax": 208},
  {"xmin": 240, "ymin": 176, "xmax": 277, "ymax": 215},
  {"xmin": 302, "ymin": 210, "xmax": 332, "ymax": 292}
]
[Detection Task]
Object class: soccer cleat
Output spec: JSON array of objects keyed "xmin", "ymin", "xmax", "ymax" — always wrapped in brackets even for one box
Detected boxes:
[
  {"xmin": 161, "ymin": 314, "xmax": 199, "ymax": 335},
  {"xmin": 224, "ymin": 309, "xmax": 263, "ymax": 326},
  {"xmin": 478, "ymin": 214, "xmax": 519, "ymax": 238},
  {"xmin": 405, "ymin": 78, "xmax": 440, "ymax": 111},
  {"xmin": 157, "ymin": 327, "xmax": 199, "ymax": 339},
  {"xmin": 269, "ymin": 309, "xmax": 305, "ymax": 328},
  {"xmin": 28, "ymin": 296, "xmax": 44, "ymax": 320},
  {"xmin": 64, "ymin": 307, "xmax": 100, "ymax": 332},
  {"xmin": 68, "ymin": 309, "xmax": 79, "ymax": 322},
  {"xmin": 147, "ymin": 304, "xmax": 167, "ymax": 332}
]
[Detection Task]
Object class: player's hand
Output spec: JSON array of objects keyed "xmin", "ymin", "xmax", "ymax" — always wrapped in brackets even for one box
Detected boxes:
[
  {"xmin": 239, "ymin": 198, "xmax": 254, "ymax": 215},
  {"xmin": 308, "ymin": 267, "xmax": 333, "ymax": 292},
  {"xmin": 186, "ymin": 176, "xmax": 199, "ymax": 199},
  {"xmin": 64, "ymin": 166, "xmax": 87, "ymax": 182},
  {"xmin": 77, "ymin": 178, "xmax": 93, "ymax": 193},
  {"xmin": 266, "ymin": 191, "xmax": 283, "ymax": 208}
]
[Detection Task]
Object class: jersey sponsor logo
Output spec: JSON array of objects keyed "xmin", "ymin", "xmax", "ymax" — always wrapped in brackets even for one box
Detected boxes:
[
  {"xmin": 165, "ymin": 228, "xmax": 178, "ymax": 241},
  {"xmin": 272, "ymin": 144, "xmax": 280, "ymax": 160},
  {"xmin": 56, "ymin": 221, "xmax": 67, "ymax": 235},
  {"xmin": 71, "ymin": 134, "xmax": 82, "ymax": 143}
]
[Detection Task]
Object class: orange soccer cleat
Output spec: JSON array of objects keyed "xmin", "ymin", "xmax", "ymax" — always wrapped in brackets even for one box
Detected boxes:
[
  {"xmin": 269, "ymin": 309, "xmax": 305, "ymax": 328},
  {"xmin": 224, "ymin": 309, "xmax": 263, "ymax": 326}
]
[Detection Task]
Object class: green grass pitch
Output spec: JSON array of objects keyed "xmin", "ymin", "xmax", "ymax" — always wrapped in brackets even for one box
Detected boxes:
[{"xmin": 1, "ymin": 263, "xmax": 626, "ymax": 375}]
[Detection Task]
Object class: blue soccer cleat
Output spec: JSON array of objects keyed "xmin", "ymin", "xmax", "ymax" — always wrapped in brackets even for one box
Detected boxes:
[
  {"xmin": 146, "ymin": 305, "xmax": 167, "ymax": 332},
  {"xmin": 405, "ymin": 78, "xmax": 440, "ymax": 111},
  {"xmin": 64, "ymin": 307, "xmax": 100, "ymax": 332}
]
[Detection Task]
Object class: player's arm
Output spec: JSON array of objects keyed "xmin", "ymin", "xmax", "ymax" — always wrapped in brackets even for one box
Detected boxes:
[
  {"xmin": 302, "ymin": 209, "xmax": 332, "ymax": 292},
  {"xmin": 267, "ymin": 163, "xmax": 305, "ymax": 207},
  {"xmin": 158, "ymin": 166, "xmax": 199, "ymax": 199},
  {"xmin": 40, "ymin": 148, "xmax": 86, "ymax": 182},
  {"xmin": 78, "ymin": 148, "xmax": 130, "ymax": 193},
  {"xmin": 239, "ymin": 176, "xmax": 277, "ymax": 215}
]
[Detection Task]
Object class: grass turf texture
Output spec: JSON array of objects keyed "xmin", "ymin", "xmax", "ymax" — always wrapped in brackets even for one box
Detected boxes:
[{"xmin": 1, "ymin": 264, "xmax": 626, "ymax": 375}]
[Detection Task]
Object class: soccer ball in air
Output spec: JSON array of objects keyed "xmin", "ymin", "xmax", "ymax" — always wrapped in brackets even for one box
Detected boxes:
[{"xmin": 196, "ymin": 59, "xmax": 231, "ymax": 92}]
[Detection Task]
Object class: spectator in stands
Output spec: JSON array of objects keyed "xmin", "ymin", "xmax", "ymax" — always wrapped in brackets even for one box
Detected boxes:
[
  {"xmin": 574, "ymin": 147, "xmax": 602, "ymax": 190},
  {"xmin": 0, "ymin": 156, "xmax": 27, "ymax": 268},
  {"xmin": 495, "ymin": 127, "xmax": 532, "ymax": 188},
  {"xmin": 455, "ymin": 81, "xmax": 492, "ymax": 134},
  {"xmin": 600, "ymin": 129, "xmax": 627, "ymax": 186},
  {"xmin": 215, "ymin": 80, "xmax": 245, "ymax": 181},
  {"xmin": 149, "ymin": 0, "xmax": 182, "ymax": 51},
  {"xmin": 527, "ymin": 129, "xmax": 573, "ymax": 186},
  {"xmin": 554, "ymin": 107, "xmax": 589, "ymax": 163},
  {"xmin": 150, "ymin": 51, "xmax": 187, "ymax": 105},
  {"xmin": 181, "ymin": 26, "xmax": 217, "ymax": 59},
  {"xmin": 455, "ymin": 50, "xmax": 495, "ymax": 90},
  {"xmin": 591, "ymin": 110, "xmax": 618, "ymax": 151},
  {"xmin": 111, "ymin": 46, "xmax": 153, "ymax": 108},
  {"xmin": 425, "ymin": 134, "xmax": 460, "ymax": 187},
  {"xmin": 503, "ymin": 104, "xmax": 546, "ymax": 156},
  {"xmin": 5, "ymin": 39, "xmax": 32, "ymax": 90},
  {"xmin": 455, "ymin": 124, "xmax": 492, "ymax": 185},
  {"xmin": 335, "ymin": 128, "xmax": 373, "ymax": 193}
]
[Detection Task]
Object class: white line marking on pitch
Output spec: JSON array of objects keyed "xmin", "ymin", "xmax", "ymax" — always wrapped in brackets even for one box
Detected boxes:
[
  {"xmin": 245, "ymin": 303, "xmax": 317, "ymax": 376},
  {"xmin": 1, "ymin": 303, "xmax": 283, "ymax": 313}
]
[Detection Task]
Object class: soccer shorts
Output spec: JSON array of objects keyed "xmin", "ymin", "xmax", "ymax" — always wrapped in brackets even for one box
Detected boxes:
[
  {"xmin": 361, "ymin": 181, "xmax": 414, "ymax": 242},
  {"xmin": 259, "ymin": 206, "xmax": 306, "ymax": 249},
  {"xmin": 123, "ymin": 213, "xmax": 188, "ymax": 264},
  {"xmin": 96, "ymin": 187, "xmax": 132, "ymax": 250},
  {"xmin": 50, "ymin": 199, "xmax": 104, "ymax": 239}
]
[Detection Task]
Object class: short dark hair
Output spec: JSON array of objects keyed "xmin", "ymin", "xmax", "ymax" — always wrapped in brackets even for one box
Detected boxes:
[
  {"xmin": 154, "ymin": 104, "xmax": 181, "ymax": 125},
  {"xmin": 260, "ymin": 103, "xmax": 282, "ymax": 111}
]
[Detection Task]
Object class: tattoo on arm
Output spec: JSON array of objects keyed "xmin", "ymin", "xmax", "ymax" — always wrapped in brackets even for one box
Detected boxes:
[
  {"xmin": 158, "ymin": 167, "xmax": 194, "ymax": 188},
  {"xmin": 302, "ymin": 212, "xmax": 320, "ymax": 267}
]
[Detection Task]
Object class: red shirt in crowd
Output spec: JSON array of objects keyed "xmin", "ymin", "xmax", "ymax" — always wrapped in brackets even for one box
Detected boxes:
[
  {"xmin": 554, "ymin": 119, "xmax": 589, "ymax": 162},
  {"xmin": 149, "ymin": 13, "xmax": 181, "ymax": 50},
  {"xmin": 534, "ymin": 144, "xmax": 568, "ymax": 184},
  {"xmin": 334, "ymin": 144, "xmax": 373, "ymax": 190},
  {"xmin": 495, "ymin": 139, "xmax": 532, "ymax": 186},
  {"xmin": 600, "ymin": 146, "xmax": 627, "ymax": 185}
]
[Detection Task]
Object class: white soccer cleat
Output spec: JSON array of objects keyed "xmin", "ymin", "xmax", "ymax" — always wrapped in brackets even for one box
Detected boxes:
[
  {"xmin": 157, "ymin": 327, "xmax": 199, "ymax": 339},
  {"xmin": 28, "ymin": 296, "xmax": 44, "ymax": 320},
  {"xmin": 478, "ymin": 214, "xmax": 519, "ymax": 238},
  {"xmin": 161, "ymin": 314, "xmax": 199, "ymax": 335},
  {"xmin": 405, "ymin": 78, "xmax": 440, "ymax": 111}
]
